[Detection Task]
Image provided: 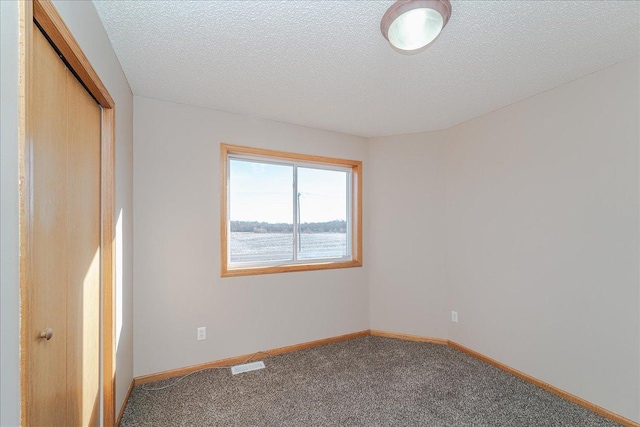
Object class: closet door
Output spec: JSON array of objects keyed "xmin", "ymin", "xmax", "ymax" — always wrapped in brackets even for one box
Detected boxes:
[{"xmin": 26, "ymin": 22, "xmax": 101, "ymax": 427}]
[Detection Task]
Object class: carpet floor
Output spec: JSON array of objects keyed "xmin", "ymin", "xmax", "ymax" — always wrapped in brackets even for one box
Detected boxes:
[{"xmin": 120, "ymin": 336, "xmax": 619, "ymax": 426}]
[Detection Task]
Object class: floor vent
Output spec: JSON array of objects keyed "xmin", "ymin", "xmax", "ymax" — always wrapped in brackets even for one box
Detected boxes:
[{"xmin": 231, "ymin": 361, "xmax": 265, "ymax": 375}]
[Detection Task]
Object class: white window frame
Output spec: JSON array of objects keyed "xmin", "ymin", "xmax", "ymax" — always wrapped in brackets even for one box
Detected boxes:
[{"xmin": 220, "ymin": 143, "xmax": 362, "ymax": 277}]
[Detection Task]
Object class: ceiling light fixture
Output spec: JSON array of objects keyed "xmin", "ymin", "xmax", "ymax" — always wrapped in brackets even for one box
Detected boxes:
[{"xmin": 381, "ymin": 0, "xmax": 452, "ymax": 53}]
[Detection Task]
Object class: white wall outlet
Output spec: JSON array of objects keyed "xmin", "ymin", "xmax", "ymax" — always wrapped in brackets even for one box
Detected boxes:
[
  {"xmin": 451, "ymin": 311, "xmax": 458, "ymax": 323},
  {"xmin": 197, "ymin": 327, "xmax": 206, "ymax": 340}
]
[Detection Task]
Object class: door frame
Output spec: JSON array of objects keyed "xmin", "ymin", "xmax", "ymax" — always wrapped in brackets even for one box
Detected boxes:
[{"xmin": 19, "ymin": 0, "xmax": 116, "ymax": 425}]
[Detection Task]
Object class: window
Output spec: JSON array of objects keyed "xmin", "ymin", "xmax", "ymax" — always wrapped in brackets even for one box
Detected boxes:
[{"xmin": 221, "ymin": 143, "xmax": 362, "ymax": 277}]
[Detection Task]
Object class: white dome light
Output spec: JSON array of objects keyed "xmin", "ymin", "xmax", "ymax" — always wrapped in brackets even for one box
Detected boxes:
[{"xmin": 381, "ymin": 0, "xmax": 452, "ymax": 52}]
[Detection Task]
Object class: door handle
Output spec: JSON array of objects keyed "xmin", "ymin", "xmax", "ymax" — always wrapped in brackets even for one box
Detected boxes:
[{"xmin": 39, "ymin": 328, "xmax": 53, "ymax": 340}]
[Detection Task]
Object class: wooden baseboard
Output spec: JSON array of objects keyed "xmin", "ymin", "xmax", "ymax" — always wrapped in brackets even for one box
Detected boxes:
[
  {"xmin": 119, "ymin": 329, "xmax": 638, "ymax": 427},
  {"xmin": 134, "ymin": 330, "xmax": 370, "ymax": 385},
  {"xmin": 370, "ymin": 329, "xmax": 448, "ymax": 345},
  {"xmin": 448, "ymin": 341, "xmax": 639, "ymax": 427},
  {"xmin": 116, "ymin": 380, "xmax": 134, "ymax": 427}
]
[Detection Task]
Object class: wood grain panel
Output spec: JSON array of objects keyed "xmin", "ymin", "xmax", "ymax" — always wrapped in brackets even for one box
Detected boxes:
[
  {"xmin": 22, "ymin": 2, "xmax": 118, "ymax": 424},
  {"xmin": 66, "ymin": 68, "xmax": 102, "ymax": 427},
  {"xmin": 102, "ymin": 107, "xmax": 117, "ymax": 427},
  {"xmin": 370, "ymin": 330, "xmax": 448, "ymax": 345},
  {"xmin": 221, "ymin": 143, "xmax": 362, "ymax": 167},
  {"xmin": 26, "ymin": 25, "xmax": 69, "ymax": 427},
  {"xmin": 353, "ymin": 160, "xmax": 363, "ymax": 265},
  {"xmin": 18, "ymin": 0, "xmax": 33, "ymax": 422},
  {"xmin": 33, "ymin": 0, "xmax": 114, "ymax": 108},
  {"xmin": 221, "ymin": 260, "xmax": 364, "ymax": 278}
]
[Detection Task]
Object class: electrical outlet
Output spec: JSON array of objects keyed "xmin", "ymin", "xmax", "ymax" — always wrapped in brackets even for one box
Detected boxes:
[
  {"xmin": 197, "ymin": 327, "xmax": 206, "ymax": 341},
  {"xmin": 451, "ymin": 311, "xmax": 458, "ymax": 323}
]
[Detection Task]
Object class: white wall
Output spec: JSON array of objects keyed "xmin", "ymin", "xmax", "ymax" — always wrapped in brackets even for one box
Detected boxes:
[
  {"xmin": 368, "ymin": 57, "xmax": 639, "ymax": 422},
  {"xmin": 1, "ymin": 1, "xmax": 22, "ymax": 425},
  {"xmin": 368, "ymin": 132, "xmax": 449, "ymax": 338},
  {"xmin": 133, "ymin": 96, "xmax": 369, "ymax": 377},
  {"xmin": 445, "ymin": 57, "xmax": 639, "ymax": 421},
  {"xmin": 0, "ymin": 1, "xmax": 134, "ymax": 422}
]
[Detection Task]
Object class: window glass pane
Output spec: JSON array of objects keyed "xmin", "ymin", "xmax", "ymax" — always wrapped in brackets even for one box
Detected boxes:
[
  {"xmin": 229, "ymin": 159, "xmax": 293, "ymax": 263},
  {"xmin": 297, "ymin": 167, "xmax": 349, "ymax": 260}
]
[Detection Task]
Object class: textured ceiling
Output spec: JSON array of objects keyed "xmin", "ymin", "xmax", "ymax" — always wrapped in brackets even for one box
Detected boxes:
[{"xmin": 93, "ymin": 1, "xmax": 639, "ymax": 138}]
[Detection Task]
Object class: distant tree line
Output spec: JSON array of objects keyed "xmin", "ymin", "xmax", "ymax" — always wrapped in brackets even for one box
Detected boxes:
[{"xmin": 231, "ymin": 220, "xmax": 347, "ymax": 233}]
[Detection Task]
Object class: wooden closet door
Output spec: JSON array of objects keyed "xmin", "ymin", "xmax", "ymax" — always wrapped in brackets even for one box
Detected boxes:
[
  {"xmin": 65, "ymin": 47, "xmax": 102, "ymax": 427},
  {"xmin": 26, "ymin": 23, "xmax": 101, "ymax": 427}
]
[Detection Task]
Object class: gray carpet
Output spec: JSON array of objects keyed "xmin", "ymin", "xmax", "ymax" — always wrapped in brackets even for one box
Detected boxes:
[{"xmin": 120, "ymin": 336, "xmax": 619, "ymax": 426}]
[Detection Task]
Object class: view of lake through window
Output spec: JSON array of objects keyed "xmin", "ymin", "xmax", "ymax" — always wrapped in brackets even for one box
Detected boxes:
[{"xmin": 229, "ymin": 158, "xmax": 349, "ymax": 264}]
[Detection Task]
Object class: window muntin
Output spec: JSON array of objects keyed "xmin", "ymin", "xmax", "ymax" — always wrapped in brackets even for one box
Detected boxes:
[{"xmin": 221, "ymin": 144, "xmax": 362, "ymax": 277}]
